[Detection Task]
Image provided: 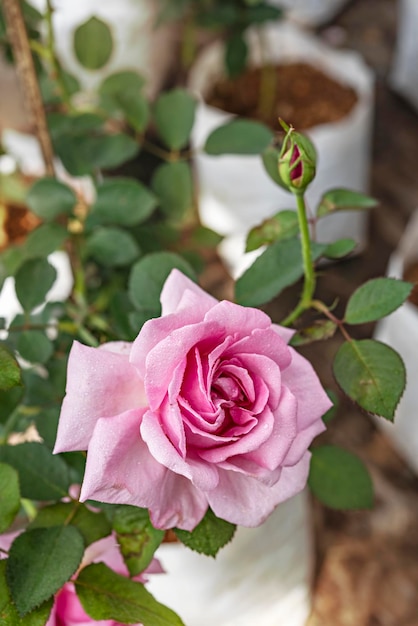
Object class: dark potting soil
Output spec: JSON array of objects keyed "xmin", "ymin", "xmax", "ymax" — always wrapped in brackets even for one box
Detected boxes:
[
  {"xmin": 207, "ymin": 62, "xmax": 358, "ymax": 130},
  {"xmin": 0, "ymin": 203, "xmax": 40, "ymax": 251},
  {"xmin": 403, "ymin": 260, "xmax": 418, "ymax": 307}
]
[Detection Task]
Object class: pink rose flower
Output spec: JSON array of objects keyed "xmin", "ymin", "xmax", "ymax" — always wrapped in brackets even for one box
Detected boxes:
[
  {"xmin": 55, "ymin": 270, "xmax": 331, "ymax": 530},
  {"xmin": 0, "ymin": 532, "xmax": 162, "ymax": 626}
]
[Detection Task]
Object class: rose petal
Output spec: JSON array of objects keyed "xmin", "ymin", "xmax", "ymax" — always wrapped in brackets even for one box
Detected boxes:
[
  {"xmin": 141, "ymin": 410, "xmax": 219, "ymax": 492},
  {"xmin": 160, "ymin": 269, "xmax": 217, "ymax": 316},
  {"xmin": 208, "ymin": 452, "xmax": 311, "ymax": 526},
  {"xmin": 54, "ymin": 342, "xmax": 145, "ymax": 453},
  {"xmin": 204, "ymin": 300, "xmax": 271, "ymax": 337},
  {"xmin": 280, "ymin": 348, "xmax": 330, "ymax": 465}
]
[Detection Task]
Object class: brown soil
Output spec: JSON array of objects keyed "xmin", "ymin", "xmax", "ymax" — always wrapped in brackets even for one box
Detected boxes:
[
  {"xmin": 207, "ymin": 62, "xmax": 358, "ymax": 130},
  {"xmin": 0, "ymin": 202, "xmax": 40, "ymax": 251},
  {"xmin": 403, "ymin": 260, "xmax": 418, "ymax": 307}
]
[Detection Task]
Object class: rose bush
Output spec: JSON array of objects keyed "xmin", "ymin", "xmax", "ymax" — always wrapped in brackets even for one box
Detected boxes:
[
  {"xmin": 54, "ymin": 270, "xmax": 331, "ymax": 530},
  {"xmin": 0, "ymin": 532, "xmax": 162, "ymax": 626}
]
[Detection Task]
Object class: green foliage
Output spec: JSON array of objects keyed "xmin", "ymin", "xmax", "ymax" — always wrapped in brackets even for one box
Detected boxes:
[
  {"xmin": 111, "ymin": 506, "xmax": 164, "ymax": 576},
  {"xmin": 289, "ymin": 320, "xmax": 337, "ymax": 347},
  {"xmin": 99, "ymin": 72, "xmax": 149, "ymax": 132},
  {"xmin": 7, "ymin": 526, "xmax": 84, "ymax": 616},
  {"xmin": 24, "ymin": 224, "xmax": 68, "ymax": 259},
  {"xmin": 29, "ymin": 502, "xmax": 111, "ymax": 547},
  {"xmin": 246, "ymin": 210, "xmax": 299, "ymax": 252},
  {"xmin": 204, "ymin": 119, "xmax": 273, "ymax": 155},
  {"xmin": 261, "ymin": 146, "xmax": 288, "ymax": 189},
  {"xmin": 345, "ymin": 277, "xmax": 413, "ymax": 324},
  {"xmin": 225, "ymin": 32, "xmax": 248, "ymax": 77},
  {"xmin": 0, "ymin": 561, "xmax": 53, "ymax": 626},
  {"xmin": 317, "ymin": 188, "xmax": 378, "ymax": 218},
  {"xmin": 26, "ymin": 178, "xmax": 77, "ymax": 221},
  {"xmin": 174, "ymin": 508, "xmax": 236, "ymax": 557},
  {"xmin": 129, "ymin": 252, "xmax": 196, "ymax": 321},
  {"xmin": 154, "ymin": 89, "xmax": 197, "ymax": 151},
  {"xmin": 151, "ymin": 161, "xmax": 194, "ymax": 222},
  {"xmin": 333, "ymin": 339, "xmax": 406, "ymax": 421},
  {"xmin": 89, "ymin": 178, "xmax": 157, "ymax": 227},
  {"xmin": 75, "ymin": 563, "xmax": 185, "ymax": 626},
  {"xmin": 0, "ymin": 463, "xmax": 20, "ymax": 533},
  {"xmin": 309, "ymin": 445, "xmax": 374, "ymax": 510},
  {"xmin": 0, "ymin": 386, "xmax": 24, "ymax": 423},
  {"xmin": 86, "ymin": 227, "xmax": 141, "ymax": 267},
  {"xmin": 17, "ymin": 331, "xmax": 54, "ymax": 364},
  {"xmin": 14, "ymin": 258, "xmax": 57, "ymax": 312},
  {"xmin": 0, "ymin": 442, "xmax": 71, "ymax": 500},
  {"xmin": 323, "ymin": 238, "xmax": 357, "ymax": 260},
  {"xmin": 73, "ymin": 17, "xmax": 113, "ymax": 70},
  {"xmin": 235, "ymin": 239, "xmax": 326, "ymax": 307},
  {"xmin": 0, "ymin": 345, "xmax": 22, "ymax": 391}
]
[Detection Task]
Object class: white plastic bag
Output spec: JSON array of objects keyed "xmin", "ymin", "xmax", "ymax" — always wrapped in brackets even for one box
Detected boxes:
[
  {"xmin": 28, "ymin": 0, "xmax": 175, "ymax": 98},
  {"xmin": 374, "ymin": 211, "xmax": 418, "ymax": 474},
  {"xmin": 390, "ymin": 0, "xmax": 418, "ymax": 111},
  {"xmin": 147, "ymin": 490, "xmax": 314, "ymax": 626},
  {"xmin": 189, "ymin": 22, "xmax": 375, "ymax": 277}
]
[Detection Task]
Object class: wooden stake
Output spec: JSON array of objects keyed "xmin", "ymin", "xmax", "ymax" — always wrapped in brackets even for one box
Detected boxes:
[{"xmin": 2, "ymin": 0, "xmax": 55, "ymax": 176}]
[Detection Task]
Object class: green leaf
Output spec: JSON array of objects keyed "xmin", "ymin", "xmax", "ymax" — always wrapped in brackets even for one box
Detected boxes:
[
  {"xmin": 308, "ymin": 445, "xmax": 373, "ymax": 510},
  {"xmin": 151, "ymin": 161, "xmax": 193, "ymax": 222},
  {"xmin": 0, "ymin": 463, "xmax": 20, "ymax": 533},
  {"xmin": 29, "ymin": 503, "xmax": 111, "ymax": 547},
  {"xmin": 54, "ymin": 133, "xmax": 139, "ymax": 177},
  {"xmin": 86, "ymin": 227, "xmax": 140, "ymax": 267},
  {"xmin": 34, "ymin": 408, "xmax": 60, "ymax": 450},
  {"xmin": 235, "ymin": 238, "xmax": 326, "ymax": 307},
  {"xmin": 323, "ymin": 238, "xmax": 357, "ymax": 259},
  {"xmin": 333, "ymin": 339, "xmax": 406, "ymax": 421},
  {"xmin": 128, "ymin": 252, "xmax": 196, "ymax": 317},
  {"xmin": 0, "ymin": 345, "xmax": 22, "ymax": 391},
  {"xmin": 26, "ymin": 178, "xmax": 77, "ymax": 221},
  {"xmin": 14, "ymin": 258, "xmax": 57, "ymax": 312},
  {"xmin": 317, "ymin": 188, "xmax": 378, "ymax": 218},
  {"xmin": 25, "ymin": 224, "xmax": 68, "ymax": 258},
  {"xmin": 261, "ymin": 146, "xmax": 288, "ymax": 189},
  {"xmin": 174, "ymin": 508, "xmax": 236, "ymax": 557},
  {"xmin": 154, "ymin": 89, "xmax": 197, "ymax": 151},
  {"xmin": 204, "ymin": 119, "xmax": 273, "ymax": 155},
  {"xmin": 112, "ymin": 506, "xmax": 164, "ymax": 576},
  {"xmin": 75, "ymin": 563, "xmax": 185, "ymax": 626},
  {"xmin": 91, "ymin": 179, "xmax": 157, "ymax": 227},
  {"xmin": 7, "ymin": 526, "xmax": 85, "ymax": 616},
  {"xmin": 74, "ymin": 17, "xmax": 113, "ymax": 70},
  {"xmin": 0, "ymin": 442, "xmax": 71, "ymax": 500},
  {"xmin": 0, "ymin": 561, "xmax": 53, "ymax": 626},
  {"xmin": 108, "ymin": 91, "xmax": 150, "ymax": 133},
  {"xmin": 345, "ymin": 277, "xmax": 413, "ymax": 324},
  {"xmin": 225, "ymin": 32, "xmax": 248, "ymax": 78},
  {"xmin": 246, "ymin": 210, "xmax": 299, "ymax": 252},
  {"xmin": 322, "ymin": 390, "xmax": 339, "ymax": 424},
  {"xmin": 0, "ymin": 386, "xmax": 24, "ymax": 423},
  {"xmin": 99, "ymin": 71, "xmax": 146, "ymax": 96},
  {"xmin": 17, "ymin": 331, "xmax": 53, "ymax": 364},
  {"xmin": 289, "ymin": 320, "xmax": 337, "ymax": 347}
]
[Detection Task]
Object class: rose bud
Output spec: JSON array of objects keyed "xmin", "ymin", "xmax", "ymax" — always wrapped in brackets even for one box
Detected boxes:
[{"xmin": 278, "ymin": 121, "xmax": 317, "ymax": 193}]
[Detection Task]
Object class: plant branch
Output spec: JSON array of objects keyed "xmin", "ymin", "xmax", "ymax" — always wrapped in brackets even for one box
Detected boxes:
[
  {"xmin": 45, "ymin": 0, "xmax": 75, "ymax": 111},
  {"xmin": 3, "ymin": 0, "xmax": 55, "ymax": 176},
  {"xmin": 281, "ymin": 192, "xmax": 316, "ymax": 326}
]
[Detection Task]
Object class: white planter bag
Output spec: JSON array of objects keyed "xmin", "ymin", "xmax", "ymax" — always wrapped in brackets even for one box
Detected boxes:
[
  {"xmin": 271, "ymin": 0, "xmax": 350, "ymax": 26},
  {"xmin": 390, "ymin": 0, "xmax": 418, "ymax": 111},
  {"xmin": 29, "ymin": 0, "xmax": 175, "ymax": 98},
  {"xmin": 189, "ymin": 22, "xmax": 374, "ymax": 278},
  {"xmin": 147, "ymin": 490, "xmax": 314, "ymax": 626},
  {"xmin": 374, "ymin": 211, "xmax": 418, "ymax": 474}
]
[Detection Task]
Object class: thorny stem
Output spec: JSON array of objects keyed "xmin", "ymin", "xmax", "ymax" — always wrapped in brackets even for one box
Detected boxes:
[
  {"xmin": 2, "ymin": 0, "xmax": 55, "ymax": 175},
  {"xmin": 281, "ymin": 192, "xmax": 316, "ymax": 326},
  {"xmin": 311, "ymin": 299, "xmax": 352, "ymax": 343}
]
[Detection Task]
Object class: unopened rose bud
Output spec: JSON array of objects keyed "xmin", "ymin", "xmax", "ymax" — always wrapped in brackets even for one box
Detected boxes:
[{"xmin": 278, "ymin": 121, "xmax": 317, "ymax": 194}]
